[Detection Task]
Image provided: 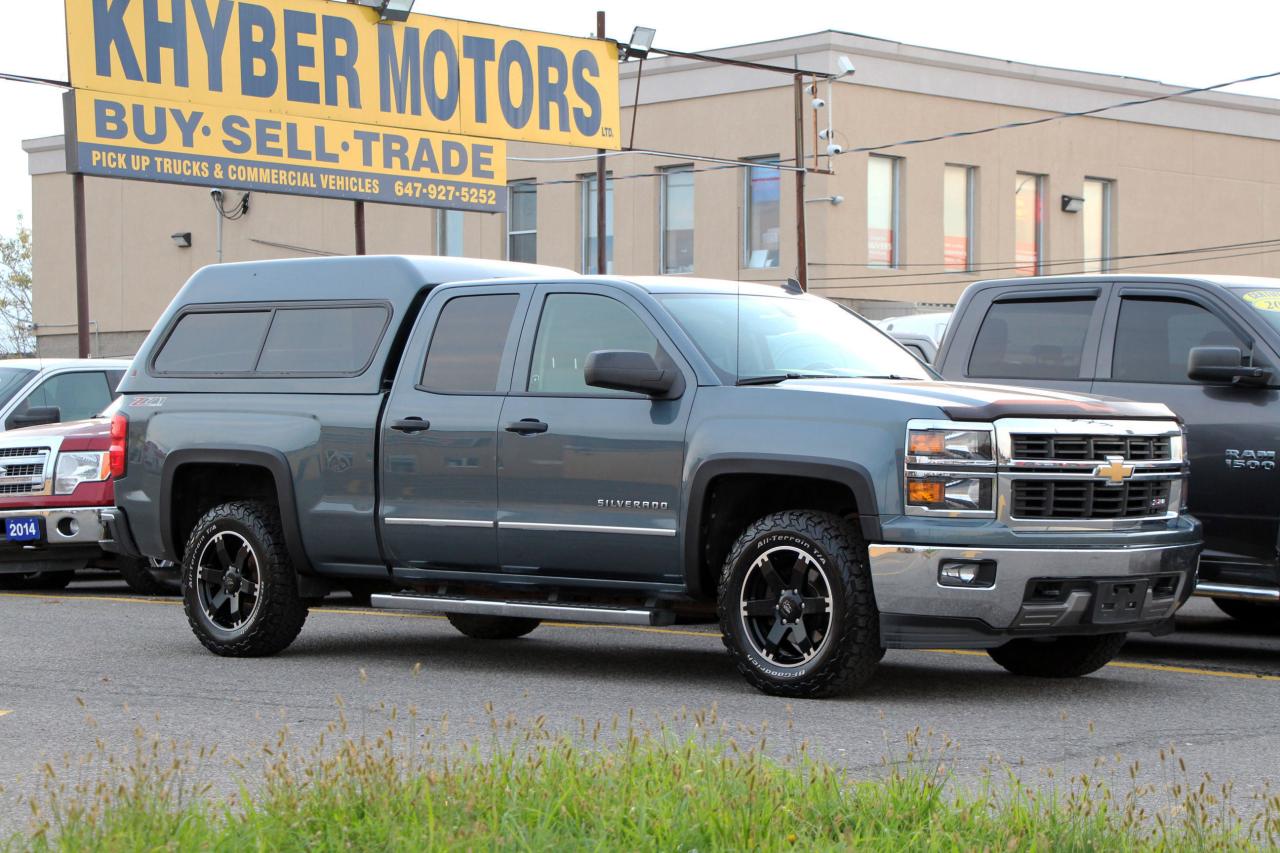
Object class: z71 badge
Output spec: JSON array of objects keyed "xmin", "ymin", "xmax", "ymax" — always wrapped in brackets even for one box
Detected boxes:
[{"xmin": 1225, "ymin": 449, "xmax": 1276, "ymax": 470}]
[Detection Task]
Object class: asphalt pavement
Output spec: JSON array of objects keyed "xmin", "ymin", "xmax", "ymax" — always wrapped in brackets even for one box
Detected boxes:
[{"xmin": 2, "ymin": 576, "xmax": 1279, "ymax": 832}]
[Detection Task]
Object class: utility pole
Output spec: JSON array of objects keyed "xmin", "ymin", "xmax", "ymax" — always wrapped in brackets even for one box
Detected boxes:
[
  {"xmin": 595, "ymin": 10, "xmax": 607, "ymax": 275},
  {"xmin": 354, "ymin": 200, "xmax": 367, "ymax": 255},
  {"xmin": 793, "ymin": 74, "xmax": 808, "ymax": 291}
]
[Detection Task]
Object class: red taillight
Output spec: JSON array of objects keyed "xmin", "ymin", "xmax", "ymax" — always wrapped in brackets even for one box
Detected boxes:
[{"xmin": 109, "ymin": 412, "xmax": 128, "ymax": 478}]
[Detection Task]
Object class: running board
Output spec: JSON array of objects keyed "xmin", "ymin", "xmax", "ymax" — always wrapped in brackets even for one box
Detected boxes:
[
  {"xmin": 370, "ymin": 593, "xmax": 676, "ymax": 626},
  {"xmin": 1194, "ymin": 582, "xmax": 1280, "ymax": 602}
]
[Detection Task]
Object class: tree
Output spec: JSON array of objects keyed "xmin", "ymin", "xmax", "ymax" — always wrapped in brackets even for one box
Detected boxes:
[{"xmin": 0, "ymin": 216, "xmax": 34, "ymax": 357}]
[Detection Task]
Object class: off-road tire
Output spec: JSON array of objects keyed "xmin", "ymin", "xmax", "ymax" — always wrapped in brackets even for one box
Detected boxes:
[
  {"xmin": 717, "ymin": 510, "xmax": 882, "ymax": 698},
  {"xmin": 183, "ymin": 501, "xmax": 308, "ymax": 657},
  {"xmin": 117, "ymin": 558, "xmax": 180, "ymax": 596},
  {"xmin": 987, "ymin": 633, "xmax": 1127, "ymax": 678},
  {"xmin": 0, "ymin": 569, "xmax": 76, "ymax": 591},
  {"xmin": 1212, "ymin": 597, "xmax": 1280, "ymax": 630},
  {"xmin": 446, "ymin": 613, "xmax": 541, "ymax": 639}
]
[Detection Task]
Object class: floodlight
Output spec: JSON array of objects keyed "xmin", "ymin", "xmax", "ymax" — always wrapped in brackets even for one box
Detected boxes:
[
  {"xmin": 171, "ymin": 232, "xmax": 192, "ymax": 249},
  {"xmin": 350, "ymin": 0, "xmax": 415, "ymax": 23},
  {"xmin": 1061, "ymin": 194, "xmax": 1085, "ymax": 214},
  {"xmin": 836, "ymin": 55, "xmax": 856, "ymax": 77},
  {"xmin": 626, "ymin": 26, "xmax": 657, "ymax": 59}
]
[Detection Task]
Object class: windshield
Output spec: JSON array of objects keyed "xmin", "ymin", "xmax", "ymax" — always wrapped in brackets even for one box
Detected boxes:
[
  {"xmin": 1229, "ymin": 287, "xmax": 1280, "ymax": 335},
  {"xmin": 0, "ymin": 368, "xmax": 35, "ymax": 409},
  {"xmin": 658, "ymin": 293, "xmax": 932, "ymax": 383}
]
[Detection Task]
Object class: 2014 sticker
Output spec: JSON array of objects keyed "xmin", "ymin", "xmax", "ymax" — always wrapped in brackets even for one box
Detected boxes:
[{"xmin": 1241, "ymin": 290, "xmax": 1280, "ymax": 312}]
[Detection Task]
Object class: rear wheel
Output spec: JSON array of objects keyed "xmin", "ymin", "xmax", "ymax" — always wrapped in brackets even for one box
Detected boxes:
[
  {"xmin": 117, "ymin": 557, "xmax": 180, "ymax": 596},
  {"xmin": 446, "ymin": 613, "xmax": 541, "ymax": 639},
  {"xmin": 0, "ymin": 569, "xmax": 76, "ymax": 591},
  {"xmin": 718, "ymin": 510, "xmax": 882, "ymax": 698},
  {"xmin": 987, "ymin": 633, "xmax": 1127, "ymax": 678},
  {"xmin": 182, "ymin": 501, "xmax": 308, "ymax": 657},
  {"xmin": 1212, "ymin": 597, "xmax": 1280, "ymax": 630}
]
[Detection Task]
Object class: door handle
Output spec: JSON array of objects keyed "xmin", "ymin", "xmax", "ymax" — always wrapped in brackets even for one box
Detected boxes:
[
  {"xmin": 390, "ymin": 417, "xmax": 431, "ymax": 434},
  {"xmin": 505, "ymin": 418, "xmax": 549, "ymax": 435}
]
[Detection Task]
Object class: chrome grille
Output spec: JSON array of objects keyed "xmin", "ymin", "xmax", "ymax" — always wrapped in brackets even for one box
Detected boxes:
[
  {"xmin": 0, "ymin": 446, "xmax": 47, "ymax": 459},
  {"xmin": 1012, "ymin": 479, "xmax": 1172, "ymax": 519},
  {"xmin": 1011, "ymin": 434, "xmax": 1172, "ymax": 461},
  {"xmin": 0, "ymin": 483, "xmax": 39, "ymax": 495},
  {"xmin": 0, "ymin": 463, "xmax": 42, "ymax": 478},
  {"xmin": 0, "ymin": 446, "xmax": 51, "ymax": 496}
]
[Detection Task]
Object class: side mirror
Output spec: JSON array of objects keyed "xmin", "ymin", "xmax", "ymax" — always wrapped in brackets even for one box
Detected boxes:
[
  {"xmin": 585, "ymin": 350, "xmax": 682, "ymax": 397},
  {"xmin": 9, "ymin": 406, "xmax": 62, "ymax": 428},
  {"xmin": 1187, "ymin": 346, "xmax": 1270, "ymax": 386}
]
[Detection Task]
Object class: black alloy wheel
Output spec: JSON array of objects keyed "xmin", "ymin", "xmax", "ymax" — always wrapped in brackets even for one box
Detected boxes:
[
  {"xmin": 195, "ymin": 531, "xmax": 263, "ymax": 632},
  {"xmin": 738, "ymin": 544, "xmax": 834, "ymax": 668}
]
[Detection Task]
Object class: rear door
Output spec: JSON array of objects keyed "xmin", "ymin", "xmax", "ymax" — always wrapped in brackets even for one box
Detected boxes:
[
  {"xmin": 1093, "ymin": 284, "xmax": 1280, "ymax": 579},
  {"xmin": 939, "ymin": 284, "xmax": 1110, "ymax": 396},
  {"xmin": 379, "ymin": 285, "xmax": 532, "ymax": 571},
  {"xmin": 495, "ymin": 284, "xmax": 694, "ymax": 585}
]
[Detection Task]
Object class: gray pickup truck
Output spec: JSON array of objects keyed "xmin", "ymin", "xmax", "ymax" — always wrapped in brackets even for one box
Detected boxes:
[{"xmin": 103, "ymin": 256, "xmax": 1201, "ymax": 697}]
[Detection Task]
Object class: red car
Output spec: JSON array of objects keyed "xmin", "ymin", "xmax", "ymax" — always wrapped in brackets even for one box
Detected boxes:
[{"xmin": 0, "ymin": 405, "xmax": 176, "ymax": 594}]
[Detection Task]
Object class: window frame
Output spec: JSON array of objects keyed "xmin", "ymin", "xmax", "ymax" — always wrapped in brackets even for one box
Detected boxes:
[
  {"xmin": 1014, "ymin": 172, "xmax": 1045, "ymax": 275},
  {"xmin": 579, "ymin": 171, "xmax": 614, "ymax": 274},
  {"xmin": 742, "ymin": 155, "xmax": 781, "ymax": 269},
  {"xmin": 1082, "ymin": 177, "xmax": 1113, "ymax": 273},
  {"xmin": 943, "ymin": 164, "xmax": 976, "ymax": 273},
  {"xmin": 867, "ymin": 154, "xmax": 902, "ymax": 269},
  {"xmin": 506, "ymin": 180, "xmax": 537, "ymax": 263},
  {"xmin": 148, "ymin": 300, "xmax": 393, "ymax": 379},
  {"xmin": 659, "ymin": 164, "xmax": 695, "ymax": 275}
]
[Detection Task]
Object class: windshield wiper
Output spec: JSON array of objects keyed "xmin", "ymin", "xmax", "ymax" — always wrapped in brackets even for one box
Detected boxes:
[
  {"xmin": 850, "ymin": 374, "xmax": 923, "ymax": 381},
  {"xmin": 736, "ymin": 373, "xmax": 844, "ymax": 386}
]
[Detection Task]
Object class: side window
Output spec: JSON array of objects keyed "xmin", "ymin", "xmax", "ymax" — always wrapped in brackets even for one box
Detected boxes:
[
  {"xmin": 1111, "ymin": 297, "xmax": 1245, "ymax": 384},
  {"xmin": 106, "ymin": 370, "xmax": 126, "ymax": 393},
  {"xmin": 968, "ymin": 298, "xmax": 1095, "ymax": 380},
  {"xmin": 8, "ymin": 371, "xmax": 112, "ymax": 428},
  {"xmin": 257, "ymin": 306, "xmax": 389, "ymax": 375},
  {"xmin": 154, "ymin": 311, "xmax": 272, "ymax": 374},
  {"xmin": 420, "ymin": 294, "xmax": 521, "ymax": 393},
  {"xmin": 528, "ymin": 294, "xmax": 660, "ymax": 394}
]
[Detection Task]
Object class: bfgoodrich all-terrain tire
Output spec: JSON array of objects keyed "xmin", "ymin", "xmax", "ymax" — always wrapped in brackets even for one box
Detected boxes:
[
  {"xmin": 718, "ymin": 510, "xmax": 882, "ymax": 698},
  {"xmin": 1212, "ymin": 597, "xmax": 1280, "ymax": 631},
  {"xmin": 446, "ymin": 613, "xmax": 541, "ymax": 639},
  {"xmin": 987, "ymin": 633, "xmax": 1127, "ymax": 678},
  {"xmin": 182, "ymin": 501, "xmax": 308, "ymax": 657}
]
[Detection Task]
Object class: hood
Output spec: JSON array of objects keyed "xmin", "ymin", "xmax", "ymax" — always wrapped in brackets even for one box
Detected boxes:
[
  {"xmin": 0, "ymin": 417, "xmax": 110, "ymax": 444},
  {"xmin": 776, "ymin": 378, "xmax": 1176, "ymax": 422}
]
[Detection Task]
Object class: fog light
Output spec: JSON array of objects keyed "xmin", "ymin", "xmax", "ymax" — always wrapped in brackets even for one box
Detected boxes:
[{"xmin": 939, "ymin": 559, "xmax": 996, "ymax": 588}]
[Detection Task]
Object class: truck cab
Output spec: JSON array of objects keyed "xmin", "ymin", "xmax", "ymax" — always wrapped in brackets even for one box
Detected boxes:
[{"xmin": 936, "ymin": 274, "xmax": 1280, "ymax": 625}]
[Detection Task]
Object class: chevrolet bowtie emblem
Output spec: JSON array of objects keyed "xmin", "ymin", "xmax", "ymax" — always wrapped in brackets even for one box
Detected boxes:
[{"xmin": 1094, "ymin": 455, "xmax": 1135, "ymax": 484}]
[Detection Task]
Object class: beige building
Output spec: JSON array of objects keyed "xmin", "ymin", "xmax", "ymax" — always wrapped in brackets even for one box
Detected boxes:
[{"xmin": 23, "ymin": 30, "xmax": 1280, "ymax": 356}]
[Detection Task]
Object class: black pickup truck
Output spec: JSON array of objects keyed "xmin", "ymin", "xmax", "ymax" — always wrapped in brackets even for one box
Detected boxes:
[
  {"xmin": 101, "ymin": 257, "xmax": 1200, "ymax": 697},
  {"xmin": 937, "ymin": 273, "xmax": 1280, "ymax": 626}
]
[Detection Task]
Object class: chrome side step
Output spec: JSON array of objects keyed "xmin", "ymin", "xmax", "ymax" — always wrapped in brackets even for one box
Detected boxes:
[
  {"xmin": 370, "ymin": 593, "xmax": 676, "ymax": 626},
  {"xmin": 1194, "ymin": 582, "xmax": 1280, "ymax": 602}
]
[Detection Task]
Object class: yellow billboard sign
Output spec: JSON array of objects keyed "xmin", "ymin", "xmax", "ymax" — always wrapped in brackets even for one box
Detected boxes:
[
  {"xmin": 66, "ymin": 88, "xmax": 507, "ymax": 210},
  {"xmin": 65, "ymin": 0, "xmax": 621, "ymax": 150}
]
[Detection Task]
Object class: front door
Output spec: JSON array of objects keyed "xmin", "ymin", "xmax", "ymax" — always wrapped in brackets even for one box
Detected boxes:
[
  {"xmin": 1094, "ymin": 287, "xmax": 1280, "ymax": 583},
  {"xmin": 380, "ymin": 286, "xmax": 530, "ymax": 571},
  {"xmin": 496, "ymin": 285, "xmax": 694, "ymax": 584}
]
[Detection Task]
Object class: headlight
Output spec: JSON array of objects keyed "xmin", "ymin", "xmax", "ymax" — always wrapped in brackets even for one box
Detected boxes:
[
  {"xmin": 54, "ymin": 451, "xmax": 110, "ymax": 495},
  {"xmin": 907, "ymin": 475, "xmax": 994, "ymax": 512},
  {"xmin": 907, "ymin": 428, "xmax": 993, "ymax": 462}
]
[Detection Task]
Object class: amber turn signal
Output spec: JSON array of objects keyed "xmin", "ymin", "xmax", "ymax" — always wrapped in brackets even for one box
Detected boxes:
[
  {"xmin": 908, "ymin": 432, "xmax": 946, "ymax": 456},
  {"xmin": 907, "ymin": 480, "xmax": 944, "ymax": 505}
]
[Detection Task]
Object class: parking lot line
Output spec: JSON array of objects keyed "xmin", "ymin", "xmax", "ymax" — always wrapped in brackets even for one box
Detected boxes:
[{"xmin": 6, "ymin": 592, "xmax": 1278, "ymax": 685}]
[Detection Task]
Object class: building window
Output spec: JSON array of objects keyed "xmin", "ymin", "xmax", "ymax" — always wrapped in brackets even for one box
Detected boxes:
[
  {"xmin": 1014, "ymin": 172, "xmax": 1044, "ymax": 275},
  {"xmin": 1082, "ymin": 178, "xmax": 1112, "ymax": 273},
  {"xmin": 867, "ymin": 155, "xmax": 900, "ymax": 268},
  {"xmin": 507, "ymin": 181, "xmax": 537, "ymax": 263},
  {"xmin": 943, "ymin": 165, "xmax": 975, "ymax": 272},
  {"xmin": 661, "ymin": 165, "xmax": 695, "ymax": 274},
  {"xmin": 743, "ymin": 157, "xmax": 780, "ymax": 268},
  {"xmin": 580, "ymin": 173, "xmax": 614, "ymax": 274},
  {"xmin": 437, "ymin": 209, "xmax": 464, "ymax": 257}
]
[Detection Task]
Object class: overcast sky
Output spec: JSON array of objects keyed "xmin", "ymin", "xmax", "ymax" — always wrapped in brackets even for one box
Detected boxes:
[{"xmin": 1, "ymin": 0, "xmax": 1277, "ymax": 232}]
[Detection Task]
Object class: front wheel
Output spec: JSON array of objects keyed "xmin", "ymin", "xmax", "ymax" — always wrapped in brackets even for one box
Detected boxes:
[
  {"xmin": 987, "ymin": 633, "xmax": 1127, "ymax": 678},
  {"xmin": 182, "ymin": 501, "xmax": 308, "ymax": 657},
  {"xmin": 718, "ymin": 510, "xmax": 882, "ymax": 698},
  {"xmin": 1212, "ymin": 597, "xmax": 1280, "ymax": 631}
]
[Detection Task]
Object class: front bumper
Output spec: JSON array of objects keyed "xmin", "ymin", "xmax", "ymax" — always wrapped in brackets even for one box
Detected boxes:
[
  {"xmin": 869, "ymin": 541, "xmax": 1200, "ymax": 648},
  {"xmin": 0, "ymin": 506, "xmax": 107, "ymax": 572}
]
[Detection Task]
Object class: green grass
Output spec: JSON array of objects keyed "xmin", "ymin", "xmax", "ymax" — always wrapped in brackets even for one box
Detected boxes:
[{"xmin": 6, "ymin": 704, "xmax": 1279, "ymax": 852}]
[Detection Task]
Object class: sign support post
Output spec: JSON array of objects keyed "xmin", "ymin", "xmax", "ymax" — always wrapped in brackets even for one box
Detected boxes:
[
  {"xmin": 595, "ymin": 10, "xmax": 608, "ymax": 276},
  {"xmin": 355, "ymin": 201, "xmax": 367, "ymax": 256},
  {"xmin": 72, "ymin": 173, "xmax": 90, "ymax": 357}
]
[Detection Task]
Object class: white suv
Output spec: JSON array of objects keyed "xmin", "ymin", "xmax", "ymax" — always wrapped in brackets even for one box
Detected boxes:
[{"xmin": 0, "ymin": 359, "xmax": 132, "ymax": 431}]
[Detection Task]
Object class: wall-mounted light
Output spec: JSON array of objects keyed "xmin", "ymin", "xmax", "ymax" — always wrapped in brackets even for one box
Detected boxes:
[
  {"xmin": 349, "ymin": 0, "xmax": 415, "ymax": 22},
  {"xmin": 625, "ymin": 26, "xmax": 656, "ymax": 59},
  {"xmin": 836, "ymin": 55, "xmax": 856, "ymax": 77},
  {"xmin": 1061, "ymin": 194, "xmax": 1085, "ymax": 213},
  {"xmin": 171, "ymin": 232, "xmax": 192, "ymax": 248}
]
